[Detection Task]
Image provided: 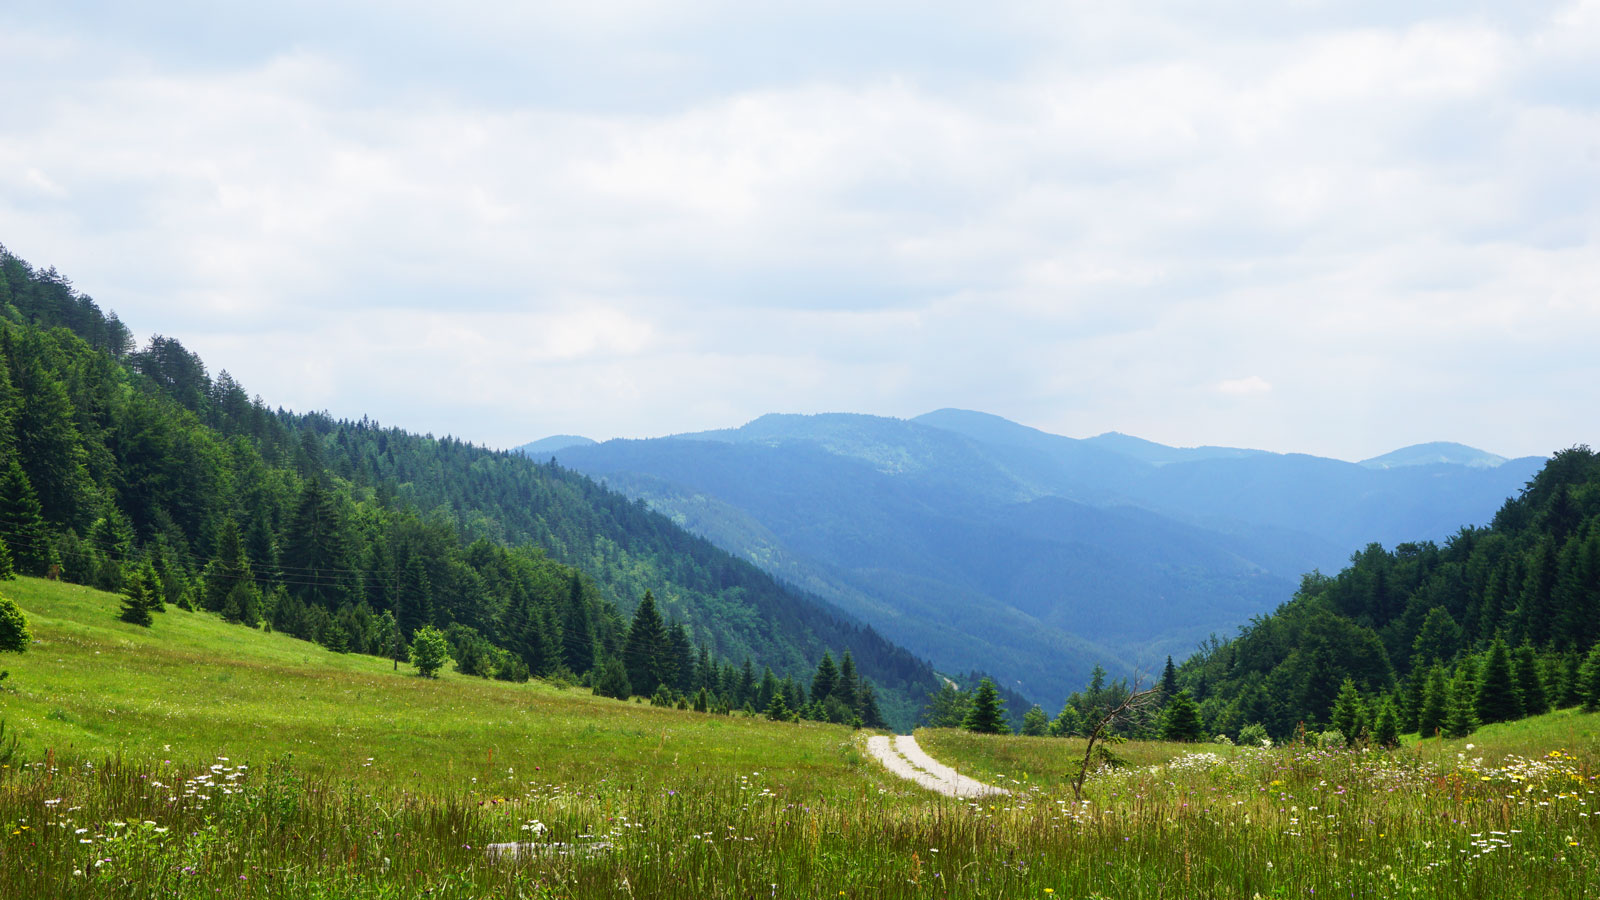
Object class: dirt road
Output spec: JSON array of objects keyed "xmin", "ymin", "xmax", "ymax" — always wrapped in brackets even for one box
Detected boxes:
[{"xmin": 864, "ymin": 734, "xmax": 1009, "ymax": 798}]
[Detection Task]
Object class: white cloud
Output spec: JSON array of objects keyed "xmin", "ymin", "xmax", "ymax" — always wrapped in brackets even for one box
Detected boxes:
[
  {"xmin": 0, "ymin": 2, "xmax": 1596, "ymax": 459},
  {"xmin": 1217, "ymin": 376, "xmax": 1274, "ymax": 396}
]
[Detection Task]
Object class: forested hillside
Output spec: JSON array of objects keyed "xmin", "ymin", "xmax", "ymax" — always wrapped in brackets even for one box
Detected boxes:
[
  {"xmin": 0, "ymin": 243, "xmax": 941, "ymax": 728},
  {"xmin": 1176, "ymin": 447, "xmax": 1600, "ymax": 739}
]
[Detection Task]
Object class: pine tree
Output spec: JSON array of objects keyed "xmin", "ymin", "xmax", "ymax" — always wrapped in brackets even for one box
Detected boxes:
[
  {"xmin": 0, "ymin": 591, "xmax": 29, "ymax": 652},
  {"xmin": 623, "ymin": 591, "xmax": 667, "ymax": 697},
  {"xmin": 1579, "ymin": 642, "xmax": 1600, "ymax": 713},
  {"xmin": 1159, "ymin": 655, "xmax": 1179, "ymax": 700},
  {"xmin": 118, "ymin": 566, "xmax": 154, "ymax": 627},
  {"xmin": 0, "ymin": 461, "xmax": 49, "ymax": 576},
  {"xmin": 1372, "ymin": 700, "xmax": 1401, "ymax": 749},
  {"xmin": 1021, "ymin": 704, "xmax": 1050, "ymax": 736},
  {"xmin": 811, "ymin": 652, "xmax": 839, "ymax": 707},
  {"xmin": 1512, "ymin": 643, "xmax": 1548, "ymax": 716},
  {"xmin": 1160, "ymin": 690, "xmax": 1204, "ymax": 742},
  {"xmin": 202, "ymin": 519, "xmax": 253, "ymax": 613},
  {"xmin": 1051, "ymin": 703, "xmax": 1084, "ymax": 737},
  {"xmin": 0, "ymin": 537, "xmax": 14, "ymax": 581},
  {"xmin": 1329, "ymin": 679, "xmax": 1366, "ymax": 745},
  {"xmin": 765, "ymin": 689, "xmax": 792, "ymax": 722},
  {"xmin": 1444, "ymin": 674, "xmax": 1478, "ymax": 738},
  {"xmin": 559, "ymin": 572, "xmax": 594, "ymax": 675},
  {"xmin": 835, "ymin": 651, "xmax": 860, "ymax": 711},
  {"xmin": 1410, "ymin": 606, "xmax": 1461, "ymax": 669},
  {"xmin": 594, "ymin": 656, "xmax": 632, "ymax": 700},
  {"xmin": 1474, "ymin": 640, "xmax": 1522, "ymax": 725},
  {"xmin": 281, "ymin": 477, "xmax": 350, "ymax": 609},
  {"xmin": 396, "ymin": 553, "xmax": 432, "ymax": 638},
  {"xmin": 857, "ymin": 680, "xmax": 886, "ymax": 729},
  {"xmin": 962, "ymin": 678, "xmax": 1009, "ymax": 734},
  {"xmin": 1418, "ymin": 664, "xmax": 1448, "ymax": 738}
]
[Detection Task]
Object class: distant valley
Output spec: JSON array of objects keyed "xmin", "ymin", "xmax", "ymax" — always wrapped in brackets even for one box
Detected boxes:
[{"xmin": 522, "ymin": 411, "xmax": 1544, "ymax": 706}]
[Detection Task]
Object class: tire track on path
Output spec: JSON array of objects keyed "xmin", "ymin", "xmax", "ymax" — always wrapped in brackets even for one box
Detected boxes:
[{"xmin": 865, "ymin": 734, "xmax": 1009, "ymax": 798}]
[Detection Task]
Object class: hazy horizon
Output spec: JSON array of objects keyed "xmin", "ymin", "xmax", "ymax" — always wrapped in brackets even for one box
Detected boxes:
[{"xmin": 3, "ymin": 2, "xmax": 1595, "ymax": 461}]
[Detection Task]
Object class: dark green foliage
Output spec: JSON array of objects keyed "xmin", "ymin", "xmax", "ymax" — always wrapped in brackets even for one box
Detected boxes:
[
  {"xmin": 1444, "ymin": 672, "xmax": 1478, "ymax": 738},
  {"xmin": 1159, "ymin": 655, "xmax": 1179, "ymax": 700},
  {"xmin": 1159, "ymin": 690, "xmax": 1204, "ymax": 742},
  {"xmin": 1417, "ymin": 665, "xmax": 1448, "ymax": 739},
  {"xmin": 0, "ymin": 537, "xmax": 13, "ymax": 581},
  {"xmin": 594, "ymin": 657, "xmax": 632, "ymax": 700},
  {"xmin": 962, "ymin": 678, "xmax": 1009, "ymax": 734},
  {"xmin": 1474, "ymin": 640, "xmax": 1522, "ymax": 725},
  {"xmin": 0, "ymin": 461, "xmax": 49, "ymax": 576},
  {"xmin": 0, "ymin": 245, "xmax": 946, "ymax": 728},
  {"xmin": 1512, "ymin": 643, "xmax": 1548, "ymax": 716},
  {"xmin": 624, "ymin": 591, "xmax": 667, "ymax": 697},
  {"xmin": 1372, "ymin": 700, "xmax": 1401, "ymax": 749},
  {"xmin": 1021, "ymin": 704, "xmax": 1050, "ymax": 736},
  {"xmin": 408, "ymin": 626, "xmax": 451, "ymax": 678},
  {"xmin": 765, "ymin": 689, "xmax": 792, "ymax": 722},
  {"xmin": 1179, "ymin": 445, "xmax": 1600, "ymax": 738},
  {"xmin": 1580, "ymin": 643, "xmax": 1600, "ymax": 713},
  {"xmin": 0, "ymin": 591, "xmax": 28, "ymax": 652},
  {"xmin": 118, "ymin": 566, "xmax": 154, "ymax": 627},
  {"xmin": 1050, "ymin": 703, "xmax": 1083, "ymax": 737},
  {"xmin": 1329, "ymin": 679, "xmax": 1366, "ymax": 745},
  {"xmin": 922, "ymin": 683, "xmax": 970, "ymax": 728}
]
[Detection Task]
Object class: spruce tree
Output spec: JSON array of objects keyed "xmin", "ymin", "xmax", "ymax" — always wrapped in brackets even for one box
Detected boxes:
[
  {"xmin": 623, "ymin": 591, "xmax": 667, "ymax": 697},
  {"xmin": 0, "ymin": 461, "xmax": 49, "ymax": 576},
  {"xmin": 118, "ymin": 566, "xmax": 154, "ymax": 627},
  {"xmin": 1512, "ymin": 643, "xmax": 1548, "ymax": 716},
  {"xmin": 1444, "ymin": 675, "xmax": 1478, "ymax": 738},
  {"xmin": 1160, "ymin": 690, "xmax": 1204, "ymax": 742},
  {"xmin": 811, "ymin": 652, "xmax": 838, "ymax": 706},
  {"xmin": 1021, "ymin": 704, "xmax": 1050, "ymax": 736},
  {"xmin": 765, "ymin": 689, "xmax": 792, "ymax": 722},
  {"xmin": 1372, "ymin": 700, "xmax": 1401, "ymax": 749},
  {"xmin": 1329, "ymin": 679, "xmax": 1366, "ymax": 745},
  {"xmin": 857, "ymin": 680, "xmax": 886, "ymax": 729},
  {"xmin": 1051, "ymin": 703, "xmax": 1084, "ymax": 737},
  {"xmin": 1474, "ymin": 640, "xmax": 1522, "ymax": 724},
  {"xmin": 594, "ymin": 656, "xmax": 632, "ymax": 700},
  {"xmin": 0, "ymin": 591, "xmax": 29, "ymax": 653},
  {"xmin": 1579, "ymin": 642, "xmax": 1600, "ymax": 714},
  {"xmin": 1159, "ymin": 655, "xmax": 1179, "ymax": 700},
  {"xmin": 1418, "ymin": 665, "xmax": 1448, "ymax": 738},
  {"xmin": 963, "ymin": 679, "xmax": 1009, "ymax": 734},
  {"xmin": 396, "ymin": 553, "xmax": 432, "ymax": 638},
  {"xmin": 0, "ymin": 536, "xmax": 14, "ymax": 581},
  {"xmin": 835, "ymin": 651, "xmax": 860, "ymax": 711}
]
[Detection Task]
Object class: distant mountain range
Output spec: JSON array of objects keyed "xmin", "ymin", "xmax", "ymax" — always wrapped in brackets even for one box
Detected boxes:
[{"xmin": 518, "ymin": 411, "xmax": 1544, "ymax": 707}]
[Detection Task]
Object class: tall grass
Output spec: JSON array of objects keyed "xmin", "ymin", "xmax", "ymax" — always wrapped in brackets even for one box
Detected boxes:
[{"xmin": 3, "ymin": 578, "xmax": 1599, "ymax": 897}]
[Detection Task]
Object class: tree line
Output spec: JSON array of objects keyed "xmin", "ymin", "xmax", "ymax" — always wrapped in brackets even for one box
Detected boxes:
[
  {"xmin": 1165, "ymin": 446, "xmax": 1600, "ymax": 743},
  {"xmin": 0, "ymin": 243, "xmax": 924, "ymax": 723}
]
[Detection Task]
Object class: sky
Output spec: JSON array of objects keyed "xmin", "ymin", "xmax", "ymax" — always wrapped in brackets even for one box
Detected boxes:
[{"xmin": 1, "ymin": 1, "xmax": 1596, "ymax": 461}]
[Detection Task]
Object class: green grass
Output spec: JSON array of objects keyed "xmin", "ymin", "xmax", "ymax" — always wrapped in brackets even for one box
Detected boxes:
[
  {"xmin": 0, "ymin": 577, "xmax": 871, "ymax": 794},
  {"xmin": 4, "ymin": 576, "xmax": 1600, "ymax": 899}
]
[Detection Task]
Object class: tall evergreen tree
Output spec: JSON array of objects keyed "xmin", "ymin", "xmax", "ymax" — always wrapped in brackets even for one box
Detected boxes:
[
  {"xmin": 396, "ymin": 552, "xmax": 432, "ymax": 638},
  {"xmin": 1021, "ymin": 704, "xmax": 1050, "ymax": 736},
  {"xmin": 962, "ymin": 678, "xmax": 1009, "ymax": 734},
  {"xmin": 560, "ymin": 572, "xmax": 594, "ymax": 674},
  {"xmin": 0, "ymin": 460, "xmax": 49, "ymax": 575},
  {"xmin": 118, "ymin": 566, "xmax": 154, "ymax": 627},
  {"xmin": 280, "ymin": 477, "xmax": 349, "ymax": 610},
  {"xmin": 1159, "ymin": 655, "xmax": 1179, "ymax": 700},
  {"xmin": 1160, "ymin": 690, "xmax": 1205, "ymax": 742},
  {"xmin": 811, "ymin": 652, "xmax": 839, "ymax": 708},
  {"xmin": 1579, "ymin": 642, "xmax": 1600, "ymax": 713},
  {"xmin": 623, "ymin": 591, "xmax": 667, "ymax": 697},
  {"xmin": 1512, "ymin": 643, "xmax": 1548, "ymax": 716},
  {"xmin": 835, "ymin": 650, "xmax": 860, "ymax": 711},
  {"xmin": 202, "ymin": 519, "xmax": 253, "ymax": 614},
  {"xmin": 1372, "ymin": 699, "xmax": 1401, "ymax": 749},
  {"xmin": 1329, "ymin": 678, "xmax": 1366, "ymax": 744},
  {"xmin": 1418, "ymin": 664, "xmax": 1448, "ymax": 738},
  {"xmin": 857, "ymin": 680, "xmax": 886, "ymax": 729},
  {"xmin": 1474, "ymin": 640, "xmax": 1523, "ymax": 725}
]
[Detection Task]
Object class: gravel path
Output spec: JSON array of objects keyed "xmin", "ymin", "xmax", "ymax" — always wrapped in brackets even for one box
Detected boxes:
[{"xmin": 865, "ymin": 734, "xmax": 1009, "ymax": 798}]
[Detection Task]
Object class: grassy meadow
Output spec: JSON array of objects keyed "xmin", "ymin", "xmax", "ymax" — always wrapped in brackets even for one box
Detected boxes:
[{"xmin": 3, "ymin": 576, "xmax": 1599, "ymax": 898}]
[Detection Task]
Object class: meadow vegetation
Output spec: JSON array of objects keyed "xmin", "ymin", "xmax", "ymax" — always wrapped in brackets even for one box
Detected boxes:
[{"xmin": 3, "ymin": 578, "xmax": 1598, "ymax": 898}]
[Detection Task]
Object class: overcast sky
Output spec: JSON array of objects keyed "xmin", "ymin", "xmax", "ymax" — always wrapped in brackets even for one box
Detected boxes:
[{"xmin": 2, "ymin": 1, "xmax": 1596, "ymax": 460}]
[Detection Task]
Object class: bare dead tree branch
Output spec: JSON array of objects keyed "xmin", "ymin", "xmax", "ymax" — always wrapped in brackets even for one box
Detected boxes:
[{"xmin": 1071, "ymin": 676, "xmax": 1160, "ymax": 803}]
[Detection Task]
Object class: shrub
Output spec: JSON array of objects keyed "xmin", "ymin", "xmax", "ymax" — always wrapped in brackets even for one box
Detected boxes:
[{"xmin": 408, "ymin": 626, "xmax": 451, "ymax": 678}]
